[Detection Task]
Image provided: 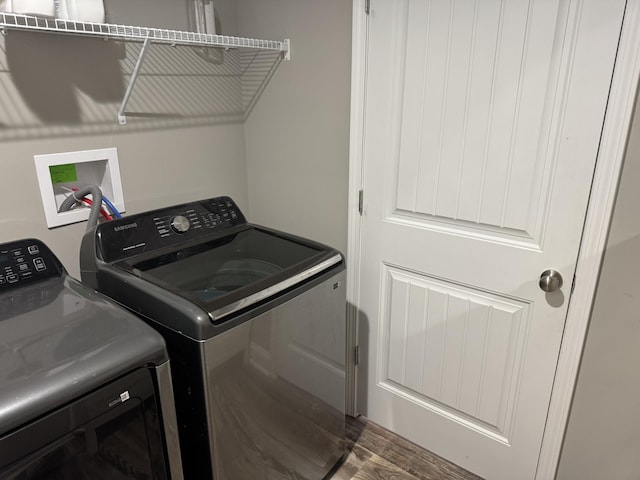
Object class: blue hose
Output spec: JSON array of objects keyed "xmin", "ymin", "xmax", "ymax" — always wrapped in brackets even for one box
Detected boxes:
[{"xmin": 102, "ymin": 195, "xmax": 122, "ymax": 219}]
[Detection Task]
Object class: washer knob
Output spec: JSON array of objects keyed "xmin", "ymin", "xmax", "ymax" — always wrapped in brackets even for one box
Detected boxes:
[{"xmin": 170, "ymin": 215, "xmax": 190, "ymax": 234}]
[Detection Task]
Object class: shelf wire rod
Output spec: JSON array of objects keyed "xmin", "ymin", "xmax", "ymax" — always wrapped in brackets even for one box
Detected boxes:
[{"xmin": 118, "ymin": 36, "xmax": 151, "ymax": 125}]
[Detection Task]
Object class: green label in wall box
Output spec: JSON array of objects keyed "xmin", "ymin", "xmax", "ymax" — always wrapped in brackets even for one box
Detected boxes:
[{"xmin": 49, "ymin": 164, "xmax": 78, "ymax": 184}]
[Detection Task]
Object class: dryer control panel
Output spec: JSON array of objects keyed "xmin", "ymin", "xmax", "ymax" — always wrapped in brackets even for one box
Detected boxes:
[
  {"xmin": 0, "ymin": 239, "xmax": 64, "ymax": 293},
  {"xmin": 96, "ymin": 196, "xmax": 247, "ymax": 263}
]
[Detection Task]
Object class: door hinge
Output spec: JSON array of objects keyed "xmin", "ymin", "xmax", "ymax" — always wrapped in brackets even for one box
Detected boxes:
[
  {"xmin": 354, "ymin": 345, "xmax": 360, "ymax": 366},
  {"xmin": 365, "ymin": 0, "xmax": 370, "ymax": 15},
  {"xmin": 358, "ymin": 189, "xmax": 364, "ymax": 215}
]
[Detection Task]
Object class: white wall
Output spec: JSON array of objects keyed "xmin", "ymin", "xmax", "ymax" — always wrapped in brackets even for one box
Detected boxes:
[
  {"xmin": 238, "ymin": 0, "xmax": 352, "ymax": 255},
  {"xmin": 557, "ymin": 93, "xmax": 640, "ymax": 479},
  {"xmin": 0, "ymin": 0, "xmax": 248, "ymax": 278}
]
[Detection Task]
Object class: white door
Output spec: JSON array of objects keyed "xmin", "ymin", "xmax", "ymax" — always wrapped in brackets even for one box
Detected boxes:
[{"xmin": 357, "ymin": 1, "xmax": 626, "ymax": 479}]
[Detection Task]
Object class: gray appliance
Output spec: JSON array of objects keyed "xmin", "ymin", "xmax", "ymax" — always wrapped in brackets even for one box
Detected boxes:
[
  {"xmin": 0, "ymin": 238, "xmax": 183, "ymax": 480},
  {"xmin": 79, "ymin": 196, "xmax": 346, "ymax": 480}
]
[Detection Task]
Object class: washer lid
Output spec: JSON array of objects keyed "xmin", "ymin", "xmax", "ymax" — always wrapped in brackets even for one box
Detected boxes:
[{"xmin": 119, "ymin": 226, "xmax": 342, "ymax": 323}]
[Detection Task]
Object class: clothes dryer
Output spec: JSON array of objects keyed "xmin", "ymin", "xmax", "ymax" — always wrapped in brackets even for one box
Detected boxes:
[{"xmin": 0, "ymin": 238, "xmax": 183, "ymax": 479}]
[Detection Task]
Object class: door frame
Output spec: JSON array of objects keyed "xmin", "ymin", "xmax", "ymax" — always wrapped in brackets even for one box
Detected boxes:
[{"xmin": 345, "ymin": 0, "xmax": 640, "ymax": 478}]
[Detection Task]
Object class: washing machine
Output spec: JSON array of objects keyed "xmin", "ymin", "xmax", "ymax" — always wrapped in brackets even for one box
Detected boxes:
[
  {"xmin": 0, "ymin": 238, "xmax": 183, "ymax": 479},
  {"xmin": 79, "ymin": 196, "xmax": 346, "ymax": 480}
]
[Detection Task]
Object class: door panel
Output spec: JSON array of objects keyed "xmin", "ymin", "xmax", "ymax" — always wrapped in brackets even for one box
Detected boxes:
[
  {"xmin": 381, "ymin": 265, "xmax": 531, "ymax": 441},
  {"xmin": 393, "ymin": 0, "xmax": 571, "ymax": 242},
  {"xmin": 359, "ymin": 1, "xmax": 626, "ymax": 478}
]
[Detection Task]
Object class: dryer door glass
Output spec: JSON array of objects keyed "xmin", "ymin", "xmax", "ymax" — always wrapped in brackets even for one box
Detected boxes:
[
  {"xmin": 0, "ymin": 422, "xmax": 147, "ymax": 480},
  {"xmin": 0, "ymin": 369, "xmax": 169, "ymax": 480}
]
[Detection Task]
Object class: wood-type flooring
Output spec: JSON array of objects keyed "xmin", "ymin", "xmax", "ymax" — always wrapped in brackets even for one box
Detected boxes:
[{"xmin": 330, "ymin": 415, "xmax": 483, "ymax": 480}]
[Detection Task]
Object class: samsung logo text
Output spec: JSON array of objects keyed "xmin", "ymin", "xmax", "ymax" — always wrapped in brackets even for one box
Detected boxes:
[{"xmin": 114, "ymin": 223, "xmax": 138, "ymax": 232}]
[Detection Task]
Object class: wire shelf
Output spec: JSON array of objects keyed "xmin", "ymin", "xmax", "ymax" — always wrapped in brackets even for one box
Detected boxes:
[
  {"xmin": 0, "ymin": 13, "xmax": 288, "ymax": 53},
  {"xmin": 0, "ymin": 13, "xmax": 290, "ymax": 124}
]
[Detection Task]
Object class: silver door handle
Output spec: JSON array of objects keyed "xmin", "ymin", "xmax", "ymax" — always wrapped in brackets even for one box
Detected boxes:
[{"xmin": 539, "ymin": 269, "xmax": 563, "ymax": 293}]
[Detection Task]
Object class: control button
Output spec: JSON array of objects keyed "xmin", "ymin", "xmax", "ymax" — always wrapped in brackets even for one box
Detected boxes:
[
  {"xmin": 12, "ymin": 250, "xmax": 22, "ymax": 257},
  {"xmin": 16, "ymin": 257, "xmax": 25, "ymax": 263},
  {"xmin": 7, "ymin": 274, "xmax": 18, "ymax": 283},
  {"xmin": 18, "ymin": 263, "xmax": 29, "ymax": 272},
  {"xmin": 27, "ymin": 245, "xmax": 40, "ymax": 255},
  {"xmin": 170, "ymin": 215, "xmax": 190, "ymax": 234},
  {"xmin": 0, "ymin": 277, "xmax": 5, "ymax": 284},
  {"xmin": 33, "ymin": 258, "xmax": 46, "ymax": 272}
]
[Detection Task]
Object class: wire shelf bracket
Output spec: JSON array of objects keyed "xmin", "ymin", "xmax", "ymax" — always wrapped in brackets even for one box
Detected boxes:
[
  {"xmin": 0, "ymin": 12, "xmax": 291, "ymax": 124},
  {"xmin": 118, "ymin": 36, "xmax": 151, "ymax": 124}
]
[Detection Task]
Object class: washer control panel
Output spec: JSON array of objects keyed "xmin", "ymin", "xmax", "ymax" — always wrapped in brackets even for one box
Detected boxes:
[
  {"xmin": 152, "ymin": 197, "xmax": 242, "ymax": 238},
  {"xmin": 0, "ymin": 239, "xmax": 63, "ymax": 292},
  {"xmin": 97, "ymin": 196, "xmax": 247, "ymax": 262}
]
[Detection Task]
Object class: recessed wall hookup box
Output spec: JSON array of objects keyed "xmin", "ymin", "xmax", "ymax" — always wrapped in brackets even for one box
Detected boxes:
[{"xmin": 34, "ymin": 148, "xmax": 125, "ymax": 228}]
